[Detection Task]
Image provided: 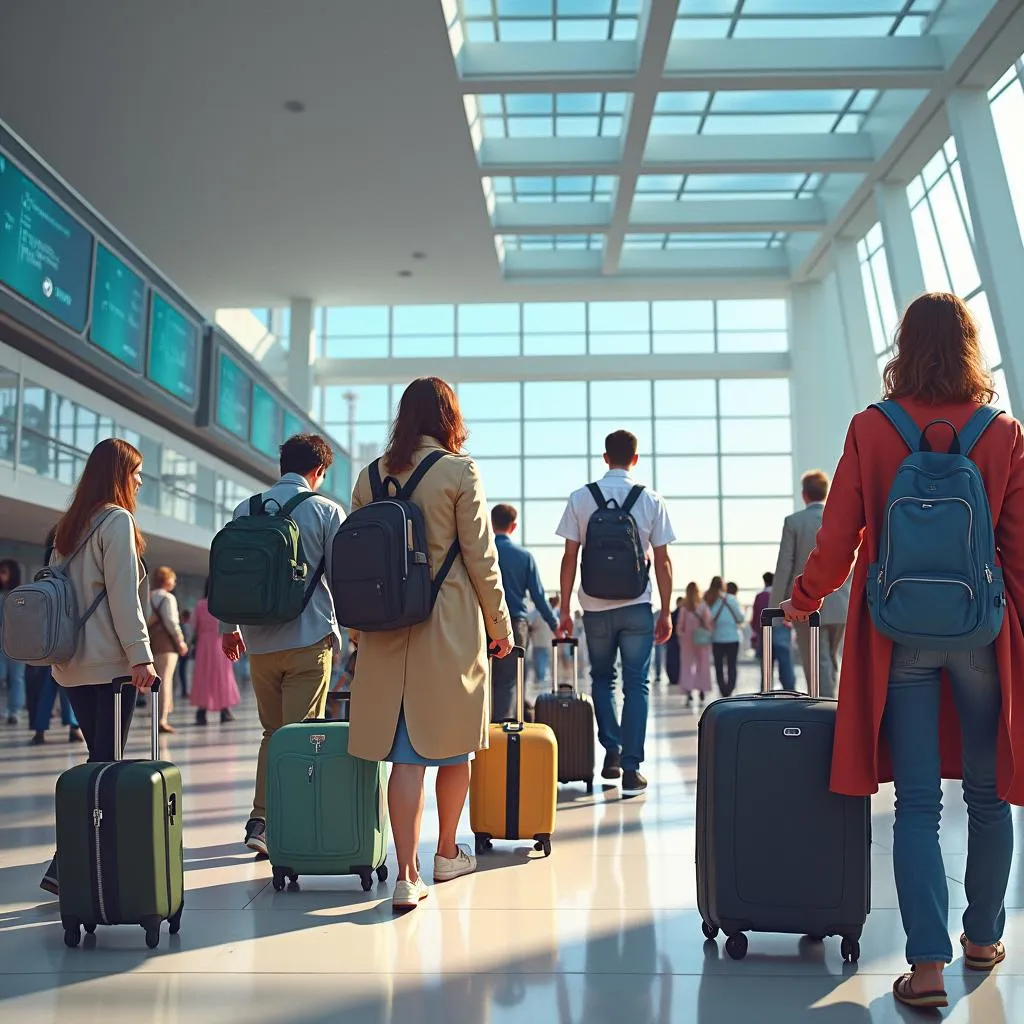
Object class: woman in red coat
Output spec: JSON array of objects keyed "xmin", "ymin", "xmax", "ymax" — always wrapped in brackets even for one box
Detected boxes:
[{"xmin": 782, "ymin": 293, "xmax": 1024, "ymax": 1010}]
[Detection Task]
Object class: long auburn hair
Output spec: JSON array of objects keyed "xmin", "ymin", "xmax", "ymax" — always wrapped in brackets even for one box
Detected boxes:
[
  {"xmin": 54, "ymin": 438, "xmax": 146, "ymax": 556},
  {"xmin": 883, "ymin": 292, "xmax": 996, "ymax": 405},
  {"xmin": 383, "ymin": 377, "xmax": 468, "ymax": 473},
  {"xmin": 704, "ymin": 575, "xmax": 724, "ymax": 608}
]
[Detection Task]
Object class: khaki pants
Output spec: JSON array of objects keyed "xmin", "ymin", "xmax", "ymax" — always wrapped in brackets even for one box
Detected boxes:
[
  {"xmin": 250, "ymin": 637, "xmax": 332, "ymax": 820},
  {"xmin": 153, "ymin": 651, "xmax": 179, "ymax": 725},
  {"xmin": 795, "ymin": 622, "xmax": 845, "ymax": 699}
]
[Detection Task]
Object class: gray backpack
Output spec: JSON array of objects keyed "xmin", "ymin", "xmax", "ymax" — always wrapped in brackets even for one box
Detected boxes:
[{"xmin": 0, "ymin": 512, "xmax": 113, "ymax": 665}]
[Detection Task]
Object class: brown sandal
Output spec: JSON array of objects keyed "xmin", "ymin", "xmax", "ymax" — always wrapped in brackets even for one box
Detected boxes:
[
  {"xmin": 960, "ymin": 933, "xmax": 1006, "ymax": 971},
  {"xmin": 893, "ymin": 973, "xmax": 948, "ymax": 1010}
]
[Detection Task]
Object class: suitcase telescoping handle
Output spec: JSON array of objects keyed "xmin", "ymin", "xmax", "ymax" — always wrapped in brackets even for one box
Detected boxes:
[
  {"xmin": 760, "ymin": 608, "xmax": 820, "ymax": 698},
  {"xmin": 112, "ymin": 676, "xmax": 163, "ymax": 761},
  {"xmin": 551, "ymin": 636, "xmax": 579, "ymax": 693},
  {"xmin": 489, "ymin": 643, "xmax": 527, "ymax": 730}
]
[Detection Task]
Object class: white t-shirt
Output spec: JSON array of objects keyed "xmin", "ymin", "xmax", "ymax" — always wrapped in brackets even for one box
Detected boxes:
[{"xmin": 556, "ymin": 469, "xmax": 676, "ymax": 613}]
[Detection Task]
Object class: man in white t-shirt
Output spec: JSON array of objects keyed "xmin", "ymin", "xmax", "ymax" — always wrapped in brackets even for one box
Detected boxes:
[{"xmin": 555, "ymin": 429, "xmax": 675, "ymax": 797}]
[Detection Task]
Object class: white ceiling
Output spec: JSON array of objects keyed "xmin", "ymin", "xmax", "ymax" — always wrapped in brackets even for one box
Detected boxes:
[{"xmin": 0, "ymin": 0, "xmax": 1020, "ymax": 313}]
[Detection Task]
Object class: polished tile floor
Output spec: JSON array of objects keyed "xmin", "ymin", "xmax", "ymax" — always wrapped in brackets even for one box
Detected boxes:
[{"xmin": 2, "ymin": 663, "xmax": 1023, "ymax": 1022}]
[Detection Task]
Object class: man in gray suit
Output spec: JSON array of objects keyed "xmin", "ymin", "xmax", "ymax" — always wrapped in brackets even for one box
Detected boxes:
[{"xmin": 769, "ymin": 469, "xmax": 850, "ymax": 698}]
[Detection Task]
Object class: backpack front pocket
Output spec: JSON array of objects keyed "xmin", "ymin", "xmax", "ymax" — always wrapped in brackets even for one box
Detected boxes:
[{"xmin": 883, "ymin": 575, "xmax": 977, "ymax": 639}]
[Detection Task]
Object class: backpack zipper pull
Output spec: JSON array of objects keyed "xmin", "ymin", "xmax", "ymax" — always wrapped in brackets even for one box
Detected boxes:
[
  {"xmin": 985, "ymin": 564, "xmax": 993, "ymax": 584},
  {"xmin": 307, "ymin": 765, "xmax": 314, "ymax": 784}
]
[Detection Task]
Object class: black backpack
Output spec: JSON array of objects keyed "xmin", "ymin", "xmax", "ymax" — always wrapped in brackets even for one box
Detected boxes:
[
  {"xmin": 580, "ymin": 482, "xmax": 650, "ymax": 600},
  {"xmin": 331, "ymin": 451, "xmax": 460, "ymax": 632}
]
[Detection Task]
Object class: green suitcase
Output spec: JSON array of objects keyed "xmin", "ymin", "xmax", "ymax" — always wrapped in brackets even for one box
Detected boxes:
[
  {"xmin": 266, "ymin": 714, "xmax": 389, "ymax": 893},
  {"xmin": 55, "ymin": 679, "xmax": 184, "ymax": 949}
]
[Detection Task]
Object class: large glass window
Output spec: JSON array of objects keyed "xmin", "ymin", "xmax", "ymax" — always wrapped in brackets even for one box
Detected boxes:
[
  {"xmin": 907, "ymin": 139, "xmax": 1009, "ymax": 410},
  {"xmin": 857, "ymin": 222, "xmax": 899, "ymax": 369}
]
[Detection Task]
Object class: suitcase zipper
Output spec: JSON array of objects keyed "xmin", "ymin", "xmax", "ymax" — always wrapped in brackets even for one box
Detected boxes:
[{"xmin": 92, "ymin": 764, "xmax": 114, "ymax": 925}]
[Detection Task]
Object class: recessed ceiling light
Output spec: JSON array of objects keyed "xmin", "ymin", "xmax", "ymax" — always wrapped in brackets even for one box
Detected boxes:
[
  {"xmin": 283, "ymin": 100, "xmax": 306, "ymax": 113},
  {"xmin": 398, "ymin": 269, "xmax": 413, "ymax": 278},
  {"xmin": 411, "ymin": 251, "xmax": 426, "ymax": 260}
]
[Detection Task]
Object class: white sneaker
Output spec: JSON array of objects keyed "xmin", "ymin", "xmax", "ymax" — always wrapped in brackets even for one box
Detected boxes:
[
  {"xmin": 392, "ymin": 876, "xmax": 429, "ymax": 913},
  {"xmin": 433, "ymin": 844, "xmax": 478, "ymax": 883}
]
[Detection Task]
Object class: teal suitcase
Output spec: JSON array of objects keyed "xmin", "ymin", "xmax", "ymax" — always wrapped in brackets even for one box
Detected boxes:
[
  {"xmin": 266, "ymin": 714, "xmax": 389, "ymax": 892},
  {"xmin": 55, "ymin": 678, "xmax": 184, "ymax": 949}
]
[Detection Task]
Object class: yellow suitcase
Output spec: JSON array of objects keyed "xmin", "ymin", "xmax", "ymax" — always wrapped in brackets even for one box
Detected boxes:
[{"xmin": 471, "ymin": 646, "xmax": 558, "ymax": 857}]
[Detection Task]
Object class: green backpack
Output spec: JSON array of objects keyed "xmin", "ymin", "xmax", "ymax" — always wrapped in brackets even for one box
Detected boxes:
[{"xmin": 207, "ymin": 492, "xmax": 324, "ymax": 626}]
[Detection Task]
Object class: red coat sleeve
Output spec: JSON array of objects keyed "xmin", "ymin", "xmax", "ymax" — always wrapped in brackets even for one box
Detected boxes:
[
  {"xmin": 791, "ymin": 421, "xmax": 866, "ymax": 612},
  {"xmin": 995, "ymin": 420, "xmax": 1024, "ymax": 619}
]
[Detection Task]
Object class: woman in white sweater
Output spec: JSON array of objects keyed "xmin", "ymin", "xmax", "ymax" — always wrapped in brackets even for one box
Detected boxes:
[
  {"xmin": 148, "ymin": 566, "xmax": 188, "ymax": 734},
  {"xmin": 40, "ymin": 438, "xmax": 158, "ymax": 896}
]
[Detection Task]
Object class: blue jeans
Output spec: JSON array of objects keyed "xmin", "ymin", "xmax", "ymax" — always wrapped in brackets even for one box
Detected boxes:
[
  {"xmin": 652, "ymin": 641, "xmax": 665, "ymax": 682},
  {"xmin": 760, "ymin": 631, "xmax": 796, "ymax": 691},
  {"xmin": 30, "ymin": 668, "xmax": 78, "ymax": 732},
  {"xmin": 884, "ymin": 643, "xmax": 1013, "ymax": 964},
  {"xmin": 533, "ymin": 648, "xmax": 551, "ymax": 687},
  {"xmin": 0, "ymin": 652, "xmax": 26, "ymax": 716},
  {"xmin": 583, "ymin": 603, "xmax": 654, "ymax": 773}
]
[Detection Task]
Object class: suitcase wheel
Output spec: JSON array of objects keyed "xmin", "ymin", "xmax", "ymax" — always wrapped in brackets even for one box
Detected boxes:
[
  {"xmin": 841, "ymin": 937, "xmax": 861, "ymax": 964},
  {"xmin": 84, "ymin": 923, "xmax": 97, "ymax": 935},
  {"xmin": 272, "ymin": 867, "xmax": 290, "ymax": 892},
  {"xmin": 533, "ymin": 835, "xmax": 552, "ymax": 858},
  {"xmin": 701, "ymin": 921, "xmax": 719, "ymax": 941},
  {"xmin": 474, "ymin": 834, "xmax": 493, "ymax": 855},
  {"xmin": 376, "ymin": 865, "xmax": 389, "ymax": 883},
  {"xmin": 142, "ymin": 921, "xmax": 161, "ymax": 950},
  {"xmin": 63, "ymin": 925, "xmax": 81, "ymax": 949},
  {"xmin": 725, "ymin": 933, "xmax": 748, "ymax": 960},
  {"xmin": 586, "ymin": 778, "xmax": 594, "ymax": 795},
  {"xmin": 169, "ymin": 903, "xmax": 183, "ymax": 936},
  {"xmin": 358, "ymin": 870, "xmax": 373, "ymax": 892}
]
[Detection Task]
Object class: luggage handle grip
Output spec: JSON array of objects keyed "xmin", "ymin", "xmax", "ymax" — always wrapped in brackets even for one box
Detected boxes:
[
  {"xmin": 550, "ymin": 637, "xmax": 579, "ymax": 694},
  {"xmin": 759, "ymin": 608, "xmax": 820, "ymax": 699},
  {"xmin": 112, "ymin": 675, "xmax": 162, "ymax": 762},
  {"xmin": 488, "ymin": 644, "xmax": 527, "ymax": 727}
]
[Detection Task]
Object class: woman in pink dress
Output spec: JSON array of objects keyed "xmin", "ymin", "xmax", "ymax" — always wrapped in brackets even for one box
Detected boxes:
[
  {"xmin": 190, "ymin": 582, "xmax": 241, "ymax": 724},
  {"xmin": 676, "ymin": 581, "xmax": 713, "ymax": 707}
]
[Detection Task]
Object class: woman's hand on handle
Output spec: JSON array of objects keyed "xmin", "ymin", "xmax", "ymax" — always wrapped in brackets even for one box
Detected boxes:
[
  {"xmin": 489, "ymin": 634, "xmax": 514, "ymax": 659},
  {"xmin": 131, "ymin": 662, "xmax": 158, "ymax": 691},
  {"xmin": 780, "ymin": 599, "xmax": 811, "ymax": 624}
]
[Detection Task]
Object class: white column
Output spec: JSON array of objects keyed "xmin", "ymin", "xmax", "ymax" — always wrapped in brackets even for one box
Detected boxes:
[
  {"xmin": 947, "ymin": 88, "xmax": 1024, "ymax": 414},
  {"xmin": 789, "ymin": 280, "xmax": 860, "ymax": 502},
  {"xmin": 831, "ymin": 239, "xmax": 882, "ymax": 410},
  {"xmin": 287, "ymin": 298, "xmax": 315, "ymax": 415},
  {"xmin": 874, "ymin": 182, "xmax": 926, "ymax": 311}
]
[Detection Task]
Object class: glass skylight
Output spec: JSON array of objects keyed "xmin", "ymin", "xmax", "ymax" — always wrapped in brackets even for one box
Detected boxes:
[
  {"xmin": 471, "ymin": 93, "xmax": 628, "ymax": 138},
  {"xmin": 501, "ymin": 233, "xmax": 606, "ymax": 251},
  {"xmin": 674, "ymin": 1, "xmax": 942, "ymax": 40},
  {"xmin": 487, "ymin": 175, "xmax": 617, "ymax": 203},
  {"xmin": 650, "ymin": 89, "xmax": 880, "ymax": 135},
  {"xmin": 634, "ymin": 173, "xmax": 823, "ymax": 201},
  {"xmin": 624, "ymin": 232, "xmax": 788, "ymax": 250},
  {"xmin": 457, "ymin": 0, "xmax": 640, "ymax": 43}
]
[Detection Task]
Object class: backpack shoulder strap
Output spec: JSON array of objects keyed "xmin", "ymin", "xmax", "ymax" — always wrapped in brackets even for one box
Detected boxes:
[
  {"xmin": 368, "ymin": 459, "xmax": 384, "ymax": 501},
  {"xmin": 586, "ymin": 482, "xmax": 608, "ymax": 509},
  {"xmin": 872, "ymin": 400, "xmax": 921, "ymax": 453},
  {"xmin": 959, "ymin": 406, "xmax": 1003, "ymax": 457},
  {"xmin": 280, "ymin": 490, "xmax": 318, "ymax": 517},
  {"xmin": 621, "ymin": 484, "xmax": 645, "ymax": 515},
  {"xmin": 248, "ymin": 494, "xmax": 264, "ymax": 516},
  {"xmin": 400, "ymin": 450, "xmax": 447, "ymax": 501},
  {"xmin": 431, "ymin": 540, "xmax": 462, "ymax": 604}
]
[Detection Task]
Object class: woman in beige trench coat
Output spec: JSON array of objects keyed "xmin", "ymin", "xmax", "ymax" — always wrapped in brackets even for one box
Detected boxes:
[{"xmin": 349, "ymin": 377, "xmax": 513, "ymax": 912}]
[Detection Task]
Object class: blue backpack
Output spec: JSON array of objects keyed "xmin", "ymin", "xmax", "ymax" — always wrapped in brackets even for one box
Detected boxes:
[{"xmin": 867, "ymin": 401, "xmax": 1006, "ymax": 651}]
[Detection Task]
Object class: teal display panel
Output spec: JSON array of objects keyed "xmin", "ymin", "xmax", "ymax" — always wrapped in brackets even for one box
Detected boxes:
[
  {"xmin": 283, "ymin": 411, "xmax": 303, "ymax": 442},
  {"xmin": 217, "ymin": 351, "xmax": 251, "ymax": 440},
  {"xmin": 251, "ymin": 383, "xmax": 282, "ymax": 457},
  {"xmin": 0, "ymin": 154, "xmax": 92, "ymax": 331},
  {"xmin": 89, "ymin": 243, "xmax": 145, "ymax": 371},
  {"xmin": 148, "ymin": 293, "xmax": 199, "ymax": 405}
]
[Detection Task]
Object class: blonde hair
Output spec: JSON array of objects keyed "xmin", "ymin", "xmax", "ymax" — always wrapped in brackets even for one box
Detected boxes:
[{"xmin": 152, "ymin": 566, "xmax": 176, "ymax": 589}]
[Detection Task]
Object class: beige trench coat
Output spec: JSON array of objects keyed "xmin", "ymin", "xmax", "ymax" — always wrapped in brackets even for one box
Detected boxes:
[{"xmin": 348, "ymin": 439, "xmax": 512, "ymax": 761}]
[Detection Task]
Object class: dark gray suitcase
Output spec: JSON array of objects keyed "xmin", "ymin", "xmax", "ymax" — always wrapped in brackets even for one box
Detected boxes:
[
  {"xmin": 696, "ymin": 609, "xmax": 870, "ymax": 963},
  {"xmin": 534, "ymin": 638, "xmax": 595, "ymax": 794}
]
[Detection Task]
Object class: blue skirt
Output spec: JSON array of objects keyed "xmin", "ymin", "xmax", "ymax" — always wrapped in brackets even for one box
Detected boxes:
[{"xmin": 386, "ymin": 706, "xmax": 471, "ymax": 766}]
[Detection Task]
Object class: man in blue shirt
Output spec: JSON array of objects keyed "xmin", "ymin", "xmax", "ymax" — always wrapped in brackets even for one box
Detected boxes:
[{"xmin": 491, "ymin": 504, "xmax": 559, "ymax": 721}]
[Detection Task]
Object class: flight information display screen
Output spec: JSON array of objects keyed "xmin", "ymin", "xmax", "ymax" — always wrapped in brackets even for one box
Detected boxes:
[
  {"xmin": 251, "ymin": 382, "xmax": 282, "ymax": 457},
  {"xmin": 216, "ymin": 351, "xmax": 251, "ymax": 440},
  {"xmin": 89, "ymin": 243, "xmax": 145, "ymax": 371},
  {"xmin": 147, "ymin": 293, "xmax": 199, "ymax": 405},
  {"xmin": 0, "ymin": 154, "xmax": 92, "ymax": 331}
]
